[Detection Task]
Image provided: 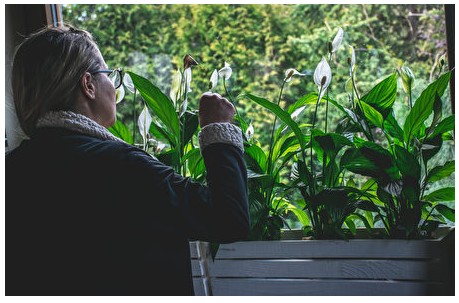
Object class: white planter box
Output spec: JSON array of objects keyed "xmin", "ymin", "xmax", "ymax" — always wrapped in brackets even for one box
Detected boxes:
[{"xmin": 190, "ymin": 228, "xmax": 454, "ymax": 295}]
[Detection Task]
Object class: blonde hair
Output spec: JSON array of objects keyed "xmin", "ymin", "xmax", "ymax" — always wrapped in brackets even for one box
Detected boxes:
[{"xmin": 12, "ymin": 24, "xmax": 101, "ymax": 137}]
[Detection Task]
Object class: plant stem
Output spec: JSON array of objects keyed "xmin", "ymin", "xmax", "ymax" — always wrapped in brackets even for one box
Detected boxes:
[
  {"xmin": 265, "ymin": 80, "xmax": 287, "ymax": 214},
  {"xmin": 267, "ymin": 80, "xmax": 286, "ymax": 175},
  {"xmin": 181, "ymin": 71, "xmax": 190, "ymax": 177},
  {"xmin": 132, "ymin": 89, "xmax": 138, "ymax": 145},
  {"xmin": 141, "ymin": 101, "xmax": 148, "ymax": 152},
  {"xmin": 325, "ymin": 53, "xmax": 332, "ymax": 134},
  {"xmin": 351, "ymin": 77, "xmax": 374, "ymax": 141},
  {"xmin": 311, "ymin": 87, "xmax": 323, "ymax": 192},
  {"xmin": 223, "ymin": 78, "xmax": 241, "ymax": 120}
]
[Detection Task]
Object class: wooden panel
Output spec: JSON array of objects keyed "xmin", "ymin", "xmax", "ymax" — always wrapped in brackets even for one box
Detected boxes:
[
  {"xmin": 189, "ymin": 229, "xmax": 454, "ymax": 295},
  {"xmin": 191, "ymin": 260, "xmax": 202, "ymax": 277},
  {"xmin": 211, "ymin": 239, "xmax": 445, "ymax": 259},
  {"xmin": 192, "ymin": 278, "xmax": 206, "ymax": 296},
  {"xmin": 190, "ymin": 241, "xmax": 199, "ymax": 258},
  {"xmin": 210, "ymin": 278, "xmax": 444, "ymax": 296},
  {"xmin": 207, "ymin": 259, "xmax": 442, "ymax": 280}
]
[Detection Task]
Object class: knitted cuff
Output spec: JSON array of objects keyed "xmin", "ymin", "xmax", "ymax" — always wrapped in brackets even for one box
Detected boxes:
[{"xmin": 198, "ymin": 122, "xmax": 244, "ymax": 152}]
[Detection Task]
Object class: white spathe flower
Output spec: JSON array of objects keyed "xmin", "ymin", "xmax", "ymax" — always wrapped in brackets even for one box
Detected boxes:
[
  {"xmin": 169, "ymin": 68, "xmax": 192, "ymax": 104},
  {"xmin": 349, "ymin": 45, "xmax": 356, "ymax": 77},
  {"xmin": 183, "ymin": 67, "xmax": 192, "ymax": 93},
  {"xmin": 345, "ymin": 78, "xmax": 353, "ymax": 97},
  {"xmin": 155, "ymin": 141, "xmax": 166, "ymax": 154},
  {"xmin": 331, "ymin": 27, "xmax": 344, "ymax": 53},
  {"xmin": 209, "ymin": 69, "xmax": 219, "ymax": 91},
  {"xmin": 400, "ymin": 65, "xmax": 415, "ymax": 94},
  {"xmin": 291, "ymin": 106, "xmax": 306, "ymax": 120},
  {"xmin": 179, "ymin": 97, "xmax": 188, "ymax": 117},
  {"xmin": 218, "ymin": 62, "xmax": 232, "ymax": 80},
  {"xmin": 170, "ymin": 69, "xmax": 182, "ymax": 104},
  {"xmin": 245, "ymin": 123, "xmax": 254, "ymax": 140},
  {"xmin": 284, "ymin": 68, "xmax": 306, "ymax": 83},
  {"xmin": 313, "ymin": 57, "xmax": 332, "ymax": 100},
  {"xmin": 138, "ymin": 105, "xmax": 152, "ymax": 146},
  {"xmin": 123, "ymin": 73, "xmax": 135, "ymax": 93},
  {"xmin": 115, "ymin": 85, "xmax": 125, "ymax": 104}
]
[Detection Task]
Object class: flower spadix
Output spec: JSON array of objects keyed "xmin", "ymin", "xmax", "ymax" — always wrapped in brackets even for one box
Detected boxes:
[
  {"xmin": 245, "ymin": 123, "xmax": 254, "ymax": 141},
  {"xmin": 313, "ymin": 57, "xmax": 332, "ymax": 100}
]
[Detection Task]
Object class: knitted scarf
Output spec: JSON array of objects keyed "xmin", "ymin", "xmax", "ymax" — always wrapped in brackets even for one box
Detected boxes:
[
  {"xmin": 36, "ymin": 111, "xmax": 124, "ymax": 143},
  {"xmin": 36, "ymin": 110, "xmax": 243, "ymax": 152}
]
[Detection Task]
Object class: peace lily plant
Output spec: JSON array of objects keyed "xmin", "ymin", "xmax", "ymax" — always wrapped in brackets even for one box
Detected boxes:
[
  {"xmin": 109, "ymin": 54, "xmax": 204, "ymax": 180},
  {"xmin": 240, "ymin": 26, "xmax": 454, "ymax": 239},
  {"xmin": 109, "ymin": 26, "xmax": 454, "ymax": 241}
]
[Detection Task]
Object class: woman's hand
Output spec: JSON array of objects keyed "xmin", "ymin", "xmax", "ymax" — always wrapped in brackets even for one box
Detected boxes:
[{"xmin": 198, "ymin": 92, "xmax": 235, "ymax": 127}]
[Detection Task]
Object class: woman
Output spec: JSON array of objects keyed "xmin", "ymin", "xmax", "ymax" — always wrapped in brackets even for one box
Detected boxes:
[{"xmin": 6, "ymin": 24, "xmax": 249, "ymax": 296}]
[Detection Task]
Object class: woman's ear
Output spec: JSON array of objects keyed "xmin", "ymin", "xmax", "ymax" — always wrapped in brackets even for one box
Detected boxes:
[{"xmin": 80, "ymin": 72, "xmax": 96, "ymax": 100}]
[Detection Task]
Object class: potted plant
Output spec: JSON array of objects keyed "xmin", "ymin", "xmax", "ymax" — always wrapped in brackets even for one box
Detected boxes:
[
  {"xmin": 107, "ymin": 30, "xmax": 454, "ymax": 296},
  {"xmin": 189, "ymin": 27, "xmax": 454, "ymax": 295},
  {"xmin": 110, "ymin": 54, "xmax": 204, "ymax": 181},
  {"xmin": 190, "ymin": 67, "xmax": 455, "ymax": 295}
]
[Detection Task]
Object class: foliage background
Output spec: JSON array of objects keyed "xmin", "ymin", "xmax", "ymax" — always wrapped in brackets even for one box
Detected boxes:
[{"xmin": 63, "ymin": 4, "xmax": 454, "ymax": 219}]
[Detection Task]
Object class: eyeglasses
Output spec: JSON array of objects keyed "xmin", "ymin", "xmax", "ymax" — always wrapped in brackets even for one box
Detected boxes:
[{"xmin": 91, "ymin": 67, "xmax": 123, "ymax": 89}]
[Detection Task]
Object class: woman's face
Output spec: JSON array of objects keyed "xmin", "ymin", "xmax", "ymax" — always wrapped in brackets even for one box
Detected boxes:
[{"xmin": 92, "ymin": 49, "xmax": 117, "ymax": 128}]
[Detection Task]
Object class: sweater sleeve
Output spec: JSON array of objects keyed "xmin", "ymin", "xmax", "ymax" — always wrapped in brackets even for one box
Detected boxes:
[{"xmin": 122, "ymin": 125, "xmax": 249, "ymax": 243}]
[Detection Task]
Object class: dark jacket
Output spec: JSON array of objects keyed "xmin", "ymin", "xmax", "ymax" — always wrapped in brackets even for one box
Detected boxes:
[{"xmin": 6, "ymin": 127, "xmax": 249, "ymax": 295}]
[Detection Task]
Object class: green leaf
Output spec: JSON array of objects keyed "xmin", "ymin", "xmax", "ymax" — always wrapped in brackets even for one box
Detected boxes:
[
  {"xmin": 394, "ymin": 145, "xmax": 420, "ymax": 180},
  {"xmin": 286, "ymin": 92, "xmax": 318, "ymax": 114},
  {"xmin": 276, "ymin": 134, "xmax": 300, "ymax": 159},
  {"xmin": 359, "ymin": 100, "xmax": 384, "ymax": 128},
  {"xmin": 421, "ymin": 220, "xmax": 441, "ymax": 234},
  {"xmin": 181, "ymin": 110, "xmax": 199, "ymax": 147},
  {"xmin": 383, "ymin": 112, "xmax": 404, "ymax": 142},
  {"xmin": 344, "ymin": 218, "xmax": 356, "ymax": 234},
  {"xmin": 427, "ymin": 161, "xmax": 455, "ymax": 183},
  {"xmin": 361, "ymin": 73, "xmax": 397, "ymax": 118},
  {"xmin": 434, "ymin": 204, "xmax": 455, "ymax": 222},
  {"xmin": 428, "ymin": 115, "xmax": 455, "ymax": 139},
  {"xmin": 185, "ymin": 148, "xmax": 205, "ymax": 180},
  {"xmin": 312, "ymin": 130, "xmax": 351, "ymax": 164},
  {"xmin": 294, "ymin": 159, "xmax": 314, "ymax": 188},
  {"xmin": 128, "ymin": 71, "xmax": 180, "ymax": 145},
  {"xmin": 341, "ymin": 140, "xmax": 399, "ymax": 183},
  {"xmin": 108, "ymin": 120, "xmax": 134, "ymax": 144},
  {"xmin": 422, "ymin": 134, "xmax": 443, "ymax": 163},
  {"xmin": 244, "ymin": 144, "xmax": 268, "ymax": 173},
  {"xmin": 149, "ymin": 121, "xmax": 173, "ymax": 144},
  {"xmin": 156, "ymin": 148, "xmax": 180, "ymax": 167},
  {"xmin": 210, "ymin": 242, "xmax": 220, "ymax": 261},
  {"xmin": 349, "ymin": 213, "xmax": 375, "ymax": 231},
  {"xmin": 313, "ymin": 131, "xmax": 353, "ymax": 156},
  {"xmin": 243, "ymin": 93, "xmax": 306, "ymax": 149},
  {"xmin": 247, "ymin": 170, "xmax": 274, "ymax": 190},
  {"xmin": 355, "ymin": 200, "xmax": 379, "ymax": 212},
  {"xmin": 403, "ymin": 72, "xmax": 451, "ymax": 143},
  {"xmin": 285, "ymin": 204, "xmax": 310, "ymax": 227},
  {"xmin": 423, "ymin": 187, "xmax": 455, "ymax": 202},
  {"xmin": 425, "ymin": 93, "xmax": 443, "ymax": 137}
]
